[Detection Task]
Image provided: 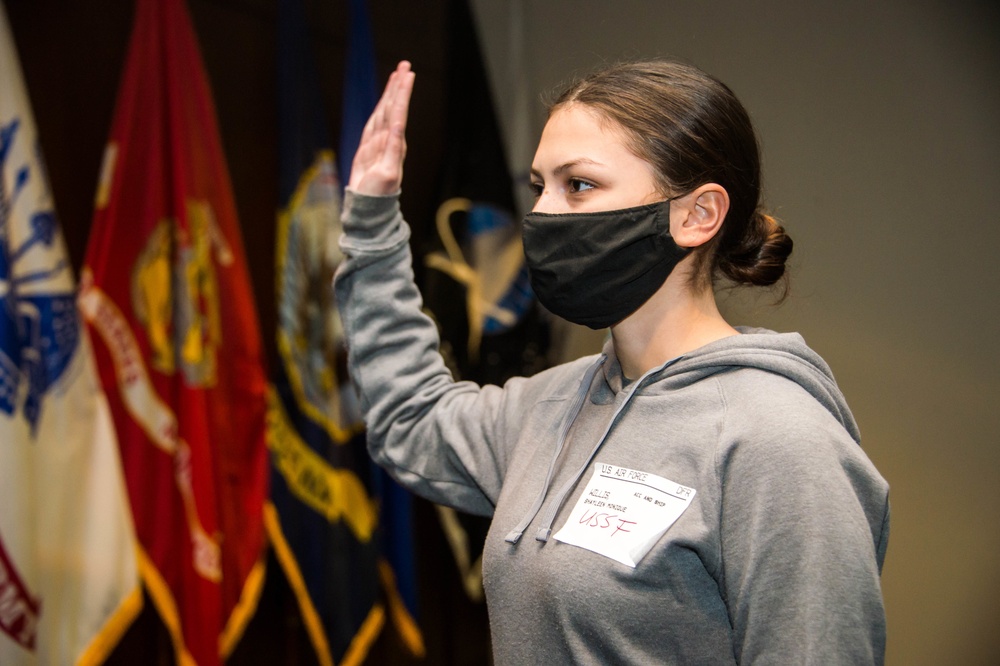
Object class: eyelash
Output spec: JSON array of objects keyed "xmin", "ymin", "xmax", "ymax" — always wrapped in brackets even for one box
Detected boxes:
[{"xmin": 529, "ymin": 178, "xmax": 595, "ymax": 198}]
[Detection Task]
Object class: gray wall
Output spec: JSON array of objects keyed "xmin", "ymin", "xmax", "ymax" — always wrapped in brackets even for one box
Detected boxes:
[{"xmin": 471, "ymin": 1, "xmax": 1000, "ymax": 663}]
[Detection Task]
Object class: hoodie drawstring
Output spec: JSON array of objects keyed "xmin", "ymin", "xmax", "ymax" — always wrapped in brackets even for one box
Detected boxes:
[
  {"xmin": 520, "ymin": 357, "xmax": 679, "ymax": 544},
  {"xmin": 504, "ymin": 356, "xmax": 606, "ymax": 544},
  {"xmin": 532, "ymin": 374, "xmax": 644, "ymax": 542}
]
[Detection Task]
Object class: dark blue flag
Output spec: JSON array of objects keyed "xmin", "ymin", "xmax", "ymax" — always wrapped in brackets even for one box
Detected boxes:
[{"xmin": 267, "ymin": 0, "xmax": 423, "ymax": 663}]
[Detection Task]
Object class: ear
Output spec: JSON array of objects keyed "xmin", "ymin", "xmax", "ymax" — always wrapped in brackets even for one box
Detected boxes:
[{"xmin": 669, "ymin": 183, "xmax": 730, "ymax": 248}]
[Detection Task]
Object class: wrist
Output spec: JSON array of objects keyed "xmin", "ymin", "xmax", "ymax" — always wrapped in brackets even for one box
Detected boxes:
[{"xmin": 343, "ymin": 188, "xmax": 401, "ymax": 235}]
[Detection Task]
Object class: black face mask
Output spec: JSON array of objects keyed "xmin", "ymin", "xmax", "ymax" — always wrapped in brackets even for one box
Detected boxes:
[{"xmin": 522, "ymin": 200, "xmax": 690, "ymax": 329}]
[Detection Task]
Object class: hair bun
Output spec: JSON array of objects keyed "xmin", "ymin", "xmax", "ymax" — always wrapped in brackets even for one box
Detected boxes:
[{"xmin": 718, "ymin": 211, "xmax": 793, "ymax": 288}]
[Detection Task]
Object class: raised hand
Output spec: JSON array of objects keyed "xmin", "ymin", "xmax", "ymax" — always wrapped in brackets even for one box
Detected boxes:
[{"xmin": 348, "ymin": 61, "xmax": 415, "ymax": 196}]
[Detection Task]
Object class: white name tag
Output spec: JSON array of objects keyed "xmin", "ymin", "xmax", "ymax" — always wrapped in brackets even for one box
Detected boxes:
[{"xmin": 552, "ymin": 463, "xmax": 696, "ymax": 568}]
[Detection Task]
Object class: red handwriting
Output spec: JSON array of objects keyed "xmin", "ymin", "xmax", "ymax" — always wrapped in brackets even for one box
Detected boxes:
[
  {"xmin": 612, "ymin": 520, "xmax": 636, "ymax": 537},
  {"xmin": 579, "ymin": 510, "xmax": 638, "ymax": 537}
]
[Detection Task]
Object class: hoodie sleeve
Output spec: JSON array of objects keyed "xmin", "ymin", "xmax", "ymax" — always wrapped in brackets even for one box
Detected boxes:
[
  {"xmin": 333, "ymin": 190, "xmax": 510, "ymax": 516},
  {"xmin": 716, "ymin": 381, "xmax": 889, "ymax": 665}
]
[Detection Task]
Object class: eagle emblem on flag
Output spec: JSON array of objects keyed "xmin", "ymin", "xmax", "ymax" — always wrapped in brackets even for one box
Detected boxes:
[{"xmin": 0, "ymin": 118, "xmax": 78, "ymax": 434}]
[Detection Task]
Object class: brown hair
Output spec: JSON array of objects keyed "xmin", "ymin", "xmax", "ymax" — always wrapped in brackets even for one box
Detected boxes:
[{"xmin": 550, "ymin": 59, "xmax": 793, "ymax": 292}]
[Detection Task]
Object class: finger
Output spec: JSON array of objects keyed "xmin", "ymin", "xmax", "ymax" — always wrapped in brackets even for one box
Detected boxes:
[
  {"xmin": 364, "ymin": 65, "xmax": 412, "ymax": 165},
  {"xmin": 381, "ymin": 70, "xmax": 400, "ymax": 125},
  {"xmin": 388, "ymin": 65, "xmax": 415, "ymax": 136},
  {"xmin": 368, "ymin": 66, "xmax": 401, "ymax": 136},
  {"xmin": 378, "ymin": 67, "xmax": 413, "ymax": 172},
  {"xmin": 348, "ymin": 62, "xmax": 414, "ymax": 193},
  {"xmin": 379, "ymin": 65, "xmax": 407, "ymax": 131},
  {"xmin": 354, "ymin": 67, "xmax": 403, "ymax": 165}
]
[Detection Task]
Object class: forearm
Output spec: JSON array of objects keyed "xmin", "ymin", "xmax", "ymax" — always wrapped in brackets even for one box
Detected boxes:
[{"xmin": 334, "ymin": 190, "xmax": 502, "ymax": 515}]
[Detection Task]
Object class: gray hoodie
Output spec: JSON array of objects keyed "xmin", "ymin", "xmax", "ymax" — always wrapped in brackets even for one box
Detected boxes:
[{"xmin": 335, "ymin": 191, "xmax": 889, "ymax": 665}]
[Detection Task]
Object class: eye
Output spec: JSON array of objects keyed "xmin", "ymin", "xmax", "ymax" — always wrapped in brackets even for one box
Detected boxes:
[
  {"xmin": 528, "ymin": 181, "xmax": 544, "ymax": 199},
  {"xmin": 568, "ymin": 178, "xmax": 595, "ymax": 194}
]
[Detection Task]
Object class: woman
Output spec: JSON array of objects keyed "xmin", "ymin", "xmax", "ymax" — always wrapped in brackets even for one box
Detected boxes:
[{"xmin": 337, "ymin": 59, "xmax": 889, "ymax": 664}]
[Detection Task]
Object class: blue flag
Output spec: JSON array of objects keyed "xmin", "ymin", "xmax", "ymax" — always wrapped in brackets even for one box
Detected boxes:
[
  {"xmin": 337, "ymin": 0, "xmax": 377, "ymax": 189},
  {"xmin": 267, "ymin": 0, "xmax": 423, "ymax": 663}
]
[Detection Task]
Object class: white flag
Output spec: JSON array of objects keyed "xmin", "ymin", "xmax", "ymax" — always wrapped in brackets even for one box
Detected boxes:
[{"xmin": 0, "ymin": 5, "xmax": 141, "ymax": 664}]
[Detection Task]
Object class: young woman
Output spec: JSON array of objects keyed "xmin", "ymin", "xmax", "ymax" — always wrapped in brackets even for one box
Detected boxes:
[{"xmin": 336, "ymin": 59, "xmax": 889, "ymax": 664}]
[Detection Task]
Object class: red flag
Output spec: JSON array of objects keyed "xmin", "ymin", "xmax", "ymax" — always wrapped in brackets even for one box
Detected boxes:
[{"xmin": 79, "ymin": 0, "xmax": 269, "ymax": 663}]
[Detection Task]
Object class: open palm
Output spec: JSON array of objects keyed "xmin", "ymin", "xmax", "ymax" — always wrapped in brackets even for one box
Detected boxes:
[{"xmin": 348, "ymin": 61, "xmax": 415, "ymax": 196}]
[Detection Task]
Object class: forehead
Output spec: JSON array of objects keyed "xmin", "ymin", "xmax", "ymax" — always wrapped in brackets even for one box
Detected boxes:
[
  {"xmin": 541, "ymin": 104, "xmax": 623, "ymax": 144},
  {"xmin": 534, "ymin": 104, "xmax": 645, "ymax": 167}
]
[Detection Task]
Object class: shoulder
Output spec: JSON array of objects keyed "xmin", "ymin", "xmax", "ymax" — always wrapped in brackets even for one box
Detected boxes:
[
  {"xmin": 712, "ymin": 367, "xmax": 885, "ymax": 492},
  {"xmin": 720, "ymin": 367, "xmax": 844, "ymax": 437}
]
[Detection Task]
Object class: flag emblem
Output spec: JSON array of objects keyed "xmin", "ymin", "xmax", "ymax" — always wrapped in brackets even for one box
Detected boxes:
[
  {"xmin": 1, "ymin": 119, "xmax": 77, "ymax": 433},
  {"xmin": 130, "ymin": 200, "xmax": 230, "ymax": 387}
]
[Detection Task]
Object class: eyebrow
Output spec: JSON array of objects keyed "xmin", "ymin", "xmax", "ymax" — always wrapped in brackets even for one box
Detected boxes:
[{"xmin": 530, "ymin": 158, "xmax": 605, "ymax": 179}]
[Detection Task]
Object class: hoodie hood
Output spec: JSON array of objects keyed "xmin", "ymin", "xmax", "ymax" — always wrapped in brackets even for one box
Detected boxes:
[
  {"xmin": 597, "ymin": 326, "xmax": 861, "ymax": 444},
  {"xmin": 508, "ymin": 326, "xmax": 862, "ymax": 546}
]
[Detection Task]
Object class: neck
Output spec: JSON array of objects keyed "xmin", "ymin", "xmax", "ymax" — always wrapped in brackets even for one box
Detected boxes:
[{"xmin": 610, "ymin": 270, "xmax": 738, "ymax": 380}]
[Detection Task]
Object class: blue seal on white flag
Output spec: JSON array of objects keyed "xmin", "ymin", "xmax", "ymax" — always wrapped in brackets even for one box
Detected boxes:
[{"xmin": 0, "ymin": 118, "xmax": 78, "ymax": 433}]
